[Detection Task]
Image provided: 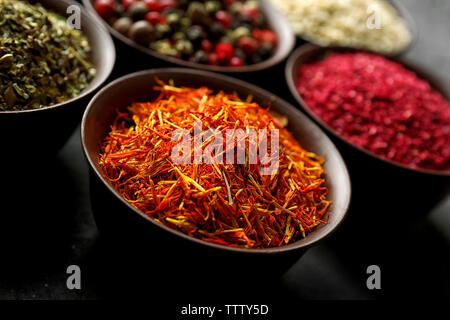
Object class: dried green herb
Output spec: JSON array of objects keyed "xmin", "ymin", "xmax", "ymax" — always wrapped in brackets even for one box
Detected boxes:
[{"xmin": 0, "ymin": 0, "xmax": 96, "ymax": 111}]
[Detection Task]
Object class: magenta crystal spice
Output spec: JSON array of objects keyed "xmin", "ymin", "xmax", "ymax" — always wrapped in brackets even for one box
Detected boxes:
[{"xmin": 297, "ymin": 52, "xmax": 450, "ymax": 172}]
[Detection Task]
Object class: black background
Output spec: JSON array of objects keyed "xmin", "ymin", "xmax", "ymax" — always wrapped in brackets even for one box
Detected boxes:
[{"xmin": 0, "ymin": 0, "xmax": 449, "ymax": 307}]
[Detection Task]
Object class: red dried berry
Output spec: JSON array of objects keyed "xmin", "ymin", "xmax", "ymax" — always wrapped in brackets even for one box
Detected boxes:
[
  {"xmin": 208, "ymin": 53, "xmax": 219, "ymax": 66},
  {"xmin": 145, "ymin": 11, "xmax": 162, "ymax": 25},
  {"xmin": 94, "ymin": 0, "xmax": 115, "ymax": 19},
  {"xmin": 215, "ymin": 10, "xmax": 232, "ymax": 29},
  {"xmin": 201, "ymin": 39, "xmax": 213, "ymax": 53},
  {"xmin": 228, "ymin": 56, "xmax": 244, "ymax": 67},
  {"xmin": 215, "ymin": 42, "xmax": 234, "ymax": 62}
]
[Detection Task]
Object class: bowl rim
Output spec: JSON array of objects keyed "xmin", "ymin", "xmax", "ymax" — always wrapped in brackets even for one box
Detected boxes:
[
  {"xmin": 81, "ymin": 67, "xmax": 352, "ymax": 255},
  {"xmin": 0, "ymin": 0, "xmax": 116, "ymax": 115},
  {"xmin": 285, "ymin": 44, "xmax": 450, "ymax": 177},
  {"xmin": 81, "ymin": 0, "xmax": 295, "ymax": 73}
]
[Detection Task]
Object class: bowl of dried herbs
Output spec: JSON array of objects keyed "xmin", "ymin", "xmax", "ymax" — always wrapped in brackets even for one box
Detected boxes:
[{"xmin": 0, "ymin": 0, "xmax": 115, "ymax": 159}]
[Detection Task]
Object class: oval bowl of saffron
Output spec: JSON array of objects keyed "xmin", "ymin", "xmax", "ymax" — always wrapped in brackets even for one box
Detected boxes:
[
  {"xmin": 81, "ymin": 68, "xmax": 351, "ymax": 280},
  {"xmin": 0, "ymin": 0, "xmax": 115, "ymax": 162},
  {"xmin": 286, "ymin": 44, "xmax": 450, "ymax": 219},
  {"xmin": 82, "ymin": 0, "xmax": 295, "ymax": 75}
]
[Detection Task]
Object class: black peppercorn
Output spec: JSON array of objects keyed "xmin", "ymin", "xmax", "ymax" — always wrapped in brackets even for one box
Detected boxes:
[
  {"xmin": 251, "ymin": 53, "xmax": 263, "ymax": 64},
  {"xmin": 257, "ymin": 43, "xmax": 273, "ymax": 59},
  {"xmin": 208, "ymin": 22, "xmax": 225, "ymax": 40},
  {"xmin": 154, "ymin": 23, "xmax": 171, "ymax": 39},
  {"xmin": 186, "ymin": 25, "xmax": 205, "ymax": 46}
]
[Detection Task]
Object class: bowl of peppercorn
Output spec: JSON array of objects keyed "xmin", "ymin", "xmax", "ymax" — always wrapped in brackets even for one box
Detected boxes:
[
  {"xmin": 83, "ymin": 0, "xmax": 295, "ymax": 74},
  {"xmin": 286, "ymin": 44, "xmax": 450, "ymax": 220},
  {"xmin": 0, "ymin": 0, "xmax": 115, "ymax": 163}
]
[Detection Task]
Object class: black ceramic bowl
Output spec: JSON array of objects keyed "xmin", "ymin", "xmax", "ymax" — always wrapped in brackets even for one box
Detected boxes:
[
  {"xmin": 82, "ymin": 0, "xmax": 295, "ymax": 74},
  {"xmin": 0, "ymin": 0, "xmax": 115, "ymax": 161},
  {"xmin": 81, "ymin": 68, "xmax": 351, "ymax": 279},
  {"xmin": 286, "ymin": 44, "xmax": 450, "ymax": 218}
]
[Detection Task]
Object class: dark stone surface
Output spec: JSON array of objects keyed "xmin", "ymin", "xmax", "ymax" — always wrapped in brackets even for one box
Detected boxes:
[{"xmin": 0, "ymin": 0, "xmax": 449, "ymax": 302}]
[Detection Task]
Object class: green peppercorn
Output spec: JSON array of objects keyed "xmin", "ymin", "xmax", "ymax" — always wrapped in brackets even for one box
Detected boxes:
[
  {"xmin": 229, "ymin": 2, "xmax": 243, "ymax": 15},
  {"xmin": 127, "ymin": 2, "xmax": 148, "ymax": 21},
  {"xmin": 129, "ymin": 20, "xmax": 154, "ymax": 46},
  {"xmin": 209, "ymin": 22, "xmax": 225, "ymax": 40},
  {"xmin": 205, "ymin": 1, "xmax": 222, "ymax": 14},
  {"xmin": 232, "ymin": 26, "xmax": 251, "ymax": 40},
  {"xmin": 247, "ymin": 1, "xmax": 260, "ymax": 10},
  {"xmin": 226, "ymin": 29, "xmax": 236, "ymax": 41},
  {"xmin": 166, "ymin": 12, "xmax": 181, "ymax": 29},
  {"xmin": 154, "ymin": 23, "xmax": 171, "ymax": 39},
  {"xmin": 175, "ymin": 39, "xmax": 194, "ymax": 56},
  {"xmin": 113, "ymin": 17, "xmax": 132, "ymax": 35},
  {"xmin": 180, "ymin": 16, "xmax": 192, "ymax": 31},
  {"xmin": 152, "ymin": 40, "xmax": 178, "ymax": 56},
  {"xmin": 172, "ymin": 31, "xmax": 186, "ymax": 41},
  {"xmin": 257, "ymin": 43, "xmax": 273, "ymax": 59},
  {"xmin": 220, "ymin": 36, "xmax": 233, "ymax": 44}
]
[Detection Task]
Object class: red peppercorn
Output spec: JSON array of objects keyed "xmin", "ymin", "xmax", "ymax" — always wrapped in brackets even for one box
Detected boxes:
[
  {"xmin": 201, "ymin": 39, "xmax": 213, "ymax": 53},
  {"xmin": 145, "ymin": 11, "xmax": 162, "ymax": 25},
  {"xmin": 143, "ymin": 0, "xmax": 161, "ymax": 11},
  {"xmin": 215, "ymin": 42, "xmax": 234, "ymax": 62},
  {"xmin": 253, "ymin": 29, "xmax": 278, "ymax": 46},
  {"xmin": 228, "ymin": 56, "xmax": 244, "ymax": 67},
  {"xmin": 215, "ymin": 10, "xmax": 232, "ymax": 29},
  {"xmin": 159, "ymin": 0, "xmax": 177, "ymax": 10},
  {"xmin": 238, "ymin": 37, "xmax": 259, "ymax": 56},
  {"xmin": 94, "ymin": 0, "xmax": 115, "ymax": 19},
  {"xmin": 208, "ymin": 53, "xmax": 219, "ymax": 66},
  {"xmin": 121, "ymin": 0, "xmax": 137, "ymax": 11}
]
